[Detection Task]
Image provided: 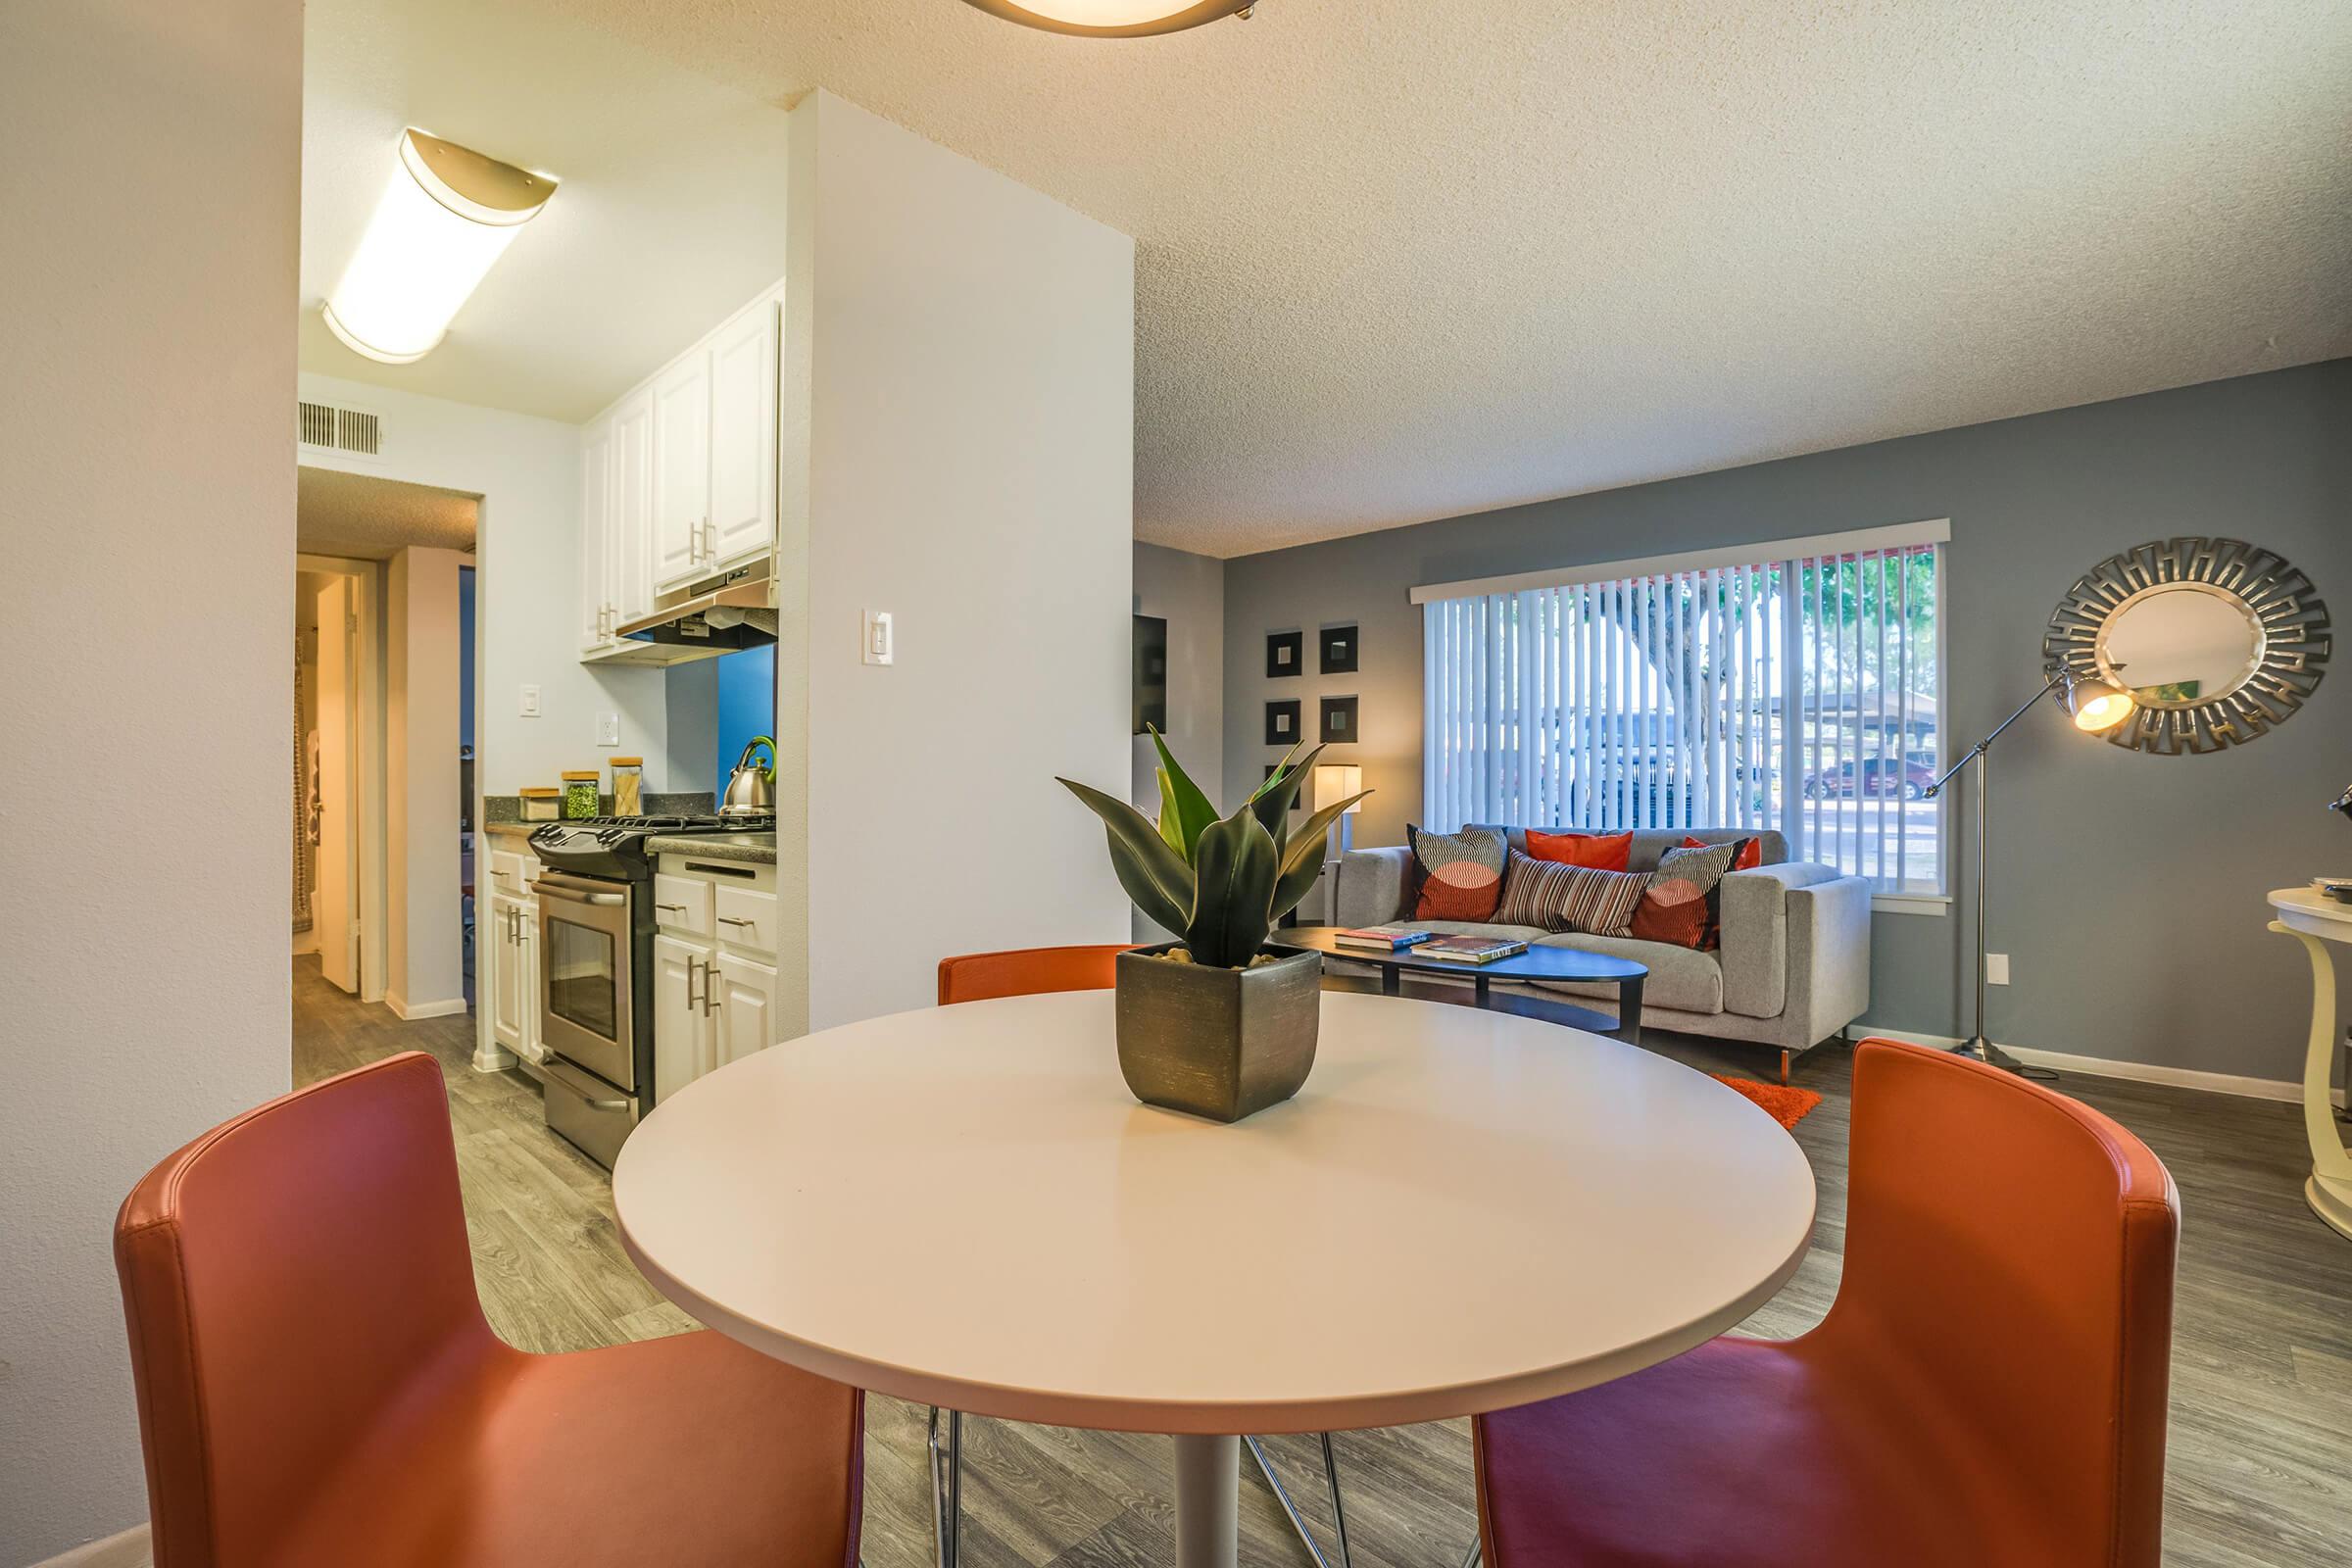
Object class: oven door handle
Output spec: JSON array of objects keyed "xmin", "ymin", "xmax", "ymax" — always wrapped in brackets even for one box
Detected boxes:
[{"xmin": 527, "ymin": 878, "xmax": 627, "ymax": 907}]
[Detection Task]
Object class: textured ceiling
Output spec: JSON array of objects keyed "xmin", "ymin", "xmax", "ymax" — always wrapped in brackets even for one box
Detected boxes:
[
  {"xmin": 318, "ymin": 0, "xmax": 2352, "ymax": 557},
  {"xmin": 297, "ymin": 466, "xmax": 479, "ymax": 560},
  {"xmin": 300, "ymin": 0, "xmax": 792, "ymax": 422}
]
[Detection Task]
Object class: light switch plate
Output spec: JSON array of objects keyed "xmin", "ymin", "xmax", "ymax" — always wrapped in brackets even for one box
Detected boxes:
[
  {"xmin": 862, "ymin": 609, "xmax": 894, "ymax": 666},
  {"xmin": 519, "ymin": 684, "xmax": 541, "ymax": 717},
  {"xmin": 1985, "ymin": 953, "xmax": 2011, "ymax": 986},
  {"xmin": 597, "ymin": 712, "xmax": 619, "ymax": 747}
]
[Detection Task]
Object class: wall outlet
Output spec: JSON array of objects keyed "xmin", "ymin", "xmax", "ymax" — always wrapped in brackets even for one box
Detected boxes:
[
  {"xmin": 518, "ymin": 684, "xmax": 541, "ymax": 717},
  {"xmin": 597, "ymin": 712, "xmax": 619, "ymax": 747},
  {"xmin": 1985, "ymin": 953, "xmax": 2011, "ymax": 986},
  {"xmin": 862, "ymin": 609, "xmax": 894, "ymax": 666}
]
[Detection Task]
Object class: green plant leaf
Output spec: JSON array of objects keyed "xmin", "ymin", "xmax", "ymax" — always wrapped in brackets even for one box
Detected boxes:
[
  {"xmin": 1249, "ymin": 739, "xmax": 1308, "ymax": 802},
  {"xmin": 1058, "ymin": 777, "xmax": 1193, "ymax": 936},
  {"xmin": 1148, "ymin": 726, "xmax": 1219, "ymax": 861},
  {"xmin": 1269, "ymin": 790, "xmax": 1372, "ymax": 921},
  {"xmin": 1185, "ymin": 808, "xmax": 1279, "ymax": 967},
  {"xmin": 1250, "ymin": 742, "xmax": 1323, "ymax": 847}
]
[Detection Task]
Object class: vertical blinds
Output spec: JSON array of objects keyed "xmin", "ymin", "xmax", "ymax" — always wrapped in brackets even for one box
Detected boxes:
[{"xmin": 1421, "ymin": 539, "xmax": 1942, "ymax": 893}]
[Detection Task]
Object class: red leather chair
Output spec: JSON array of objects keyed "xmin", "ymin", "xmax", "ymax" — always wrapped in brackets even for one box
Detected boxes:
[
  {"xmin": 1471, "ymin": 1038, "xmax": 2180, "ymax": 1568},
  {"xmin": 115, "ymin": 1052, "xmax": 863, "ymax": 1568},
  {"xmin": 936, "ymin": 942, "xmax": 1133, "ymax": 1005}
]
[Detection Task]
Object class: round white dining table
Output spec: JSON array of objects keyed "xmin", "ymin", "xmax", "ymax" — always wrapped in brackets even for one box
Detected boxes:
[{"xmin": 614, "ymin": 988, "xmax": 1817, "ymax": 1567}]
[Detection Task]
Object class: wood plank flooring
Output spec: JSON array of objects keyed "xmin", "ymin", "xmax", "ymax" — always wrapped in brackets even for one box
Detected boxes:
[{"xmin": 291, "ymin": 957, "xmax": 2352, "ymax": 1567}]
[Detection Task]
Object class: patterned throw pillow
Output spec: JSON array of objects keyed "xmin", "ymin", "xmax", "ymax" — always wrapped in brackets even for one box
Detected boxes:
[
  {"xmin": 1494, "ymin": 851, "xmax": 1651, "ymax": 935},
  {"xmin": 1631, "ymin": 840, "xmax": 1744, "ymax": 950},
  {"xmin": 1408, "ymin": 824, "xmax": 1508, "ymax": 921},
  {"xmin": 1525, "ymin": 828, "xmax": 1634, "ymax": 870},
  {"xmin": 1682, "ymin": 834, "xmax": 1763, "ymax": 871}
]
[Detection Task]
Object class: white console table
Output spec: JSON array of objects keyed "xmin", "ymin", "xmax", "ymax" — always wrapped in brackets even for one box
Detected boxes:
[{"xmin": 2267, "ymin": 888, "xmax": 2352, "ymax": 1240}]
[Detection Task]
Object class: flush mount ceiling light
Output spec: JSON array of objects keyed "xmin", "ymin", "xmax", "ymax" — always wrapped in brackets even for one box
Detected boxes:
[
  {"xmin": 322, "ymin": 129, "xmax": 557, "ymax": 366},
  {"xmin": 958, "ymin": 0, "xmax": 1257, "ymax": 38}
]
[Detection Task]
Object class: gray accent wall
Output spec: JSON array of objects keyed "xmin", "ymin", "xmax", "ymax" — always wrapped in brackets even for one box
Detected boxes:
[{"xmin": 1221, "ymin": 360, "xmax": 2351, "ymax": 1083}]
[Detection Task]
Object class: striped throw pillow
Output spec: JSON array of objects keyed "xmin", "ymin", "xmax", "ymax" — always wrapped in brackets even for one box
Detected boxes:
[{"xmin": 1494, "ymin": 851, "xmax": 1651, "ymax": 936}]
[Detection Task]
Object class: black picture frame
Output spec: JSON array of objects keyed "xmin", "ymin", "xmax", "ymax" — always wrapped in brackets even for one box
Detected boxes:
[
  {"xmin": 1319, "ymin": 695, "xmax": 1359, "ymax": 745},
  {"xmin": 1319, "ymin": 624, "xmax": 1359, "ymax": 674},
  {"xmin": 1132, "ymin": 614, "xmax": 1167, "ymax": 736},
  {"xmin": 1265, "ymin": 630, "xmax": 1303, "ymax": 679},
  {"xmin": 1264, "ymin": 699, "xmax": 1301, "ymax": 747}
]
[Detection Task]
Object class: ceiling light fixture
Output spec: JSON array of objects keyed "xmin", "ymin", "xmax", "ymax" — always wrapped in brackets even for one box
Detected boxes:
[
  {"xmin": 958, "ymin": 0, "xmax": 1256, "ymax": 39},
  {"xmin": 322, "ymin": 129, "xmax": 558, "ymax": 366}
]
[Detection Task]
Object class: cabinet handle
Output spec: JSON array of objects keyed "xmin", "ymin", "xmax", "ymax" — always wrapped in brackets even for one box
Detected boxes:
[
  {"xmin": 702, "ymin": 962, "xmax": 722, "ymax": 1016},
  {"xmin": 686, "ymin": 955, "xmax": 704, "ymax": 1011},
  {"xmin": 717, "ymin": 915, "xmax": 754, "ymax": 929}
]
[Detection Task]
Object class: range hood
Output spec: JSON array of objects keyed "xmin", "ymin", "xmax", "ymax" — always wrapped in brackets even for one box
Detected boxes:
[{"xmin": 601, "ymin": 560, "xmax": 779, "ymax": 666}]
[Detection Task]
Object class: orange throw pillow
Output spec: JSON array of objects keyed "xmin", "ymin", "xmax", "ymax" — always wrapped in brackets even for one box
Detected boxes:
[
  {"xmin": 1683, "ymin": 834, "xmax": 1763, "ymax": 872},
  {"xmin": 1526, "ymin": 828, "xmax": 1634, "ymax": 871}
]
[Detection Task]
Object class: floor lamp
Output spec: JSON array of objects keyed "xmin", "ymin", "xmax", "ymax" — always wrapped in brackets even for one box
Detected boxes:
[{"xmin": 1924, "ymin": 669, "xmax": 2134, "ymax": 1075}]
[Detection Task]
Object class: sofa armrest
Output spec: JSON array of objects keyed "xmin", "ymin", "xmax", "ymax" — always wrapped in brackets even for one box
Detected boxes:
[
  {"xmin": 1717, "ymin": 861, "xmax": 1841, "ymax": 1018},
  {"xmin": 1333, "ymin": 847, "xmax": 1414, "ymax": 928},
  {"xmin": 1783, "ymin": 872, "xmax": 1873, "ymax": 1045}
]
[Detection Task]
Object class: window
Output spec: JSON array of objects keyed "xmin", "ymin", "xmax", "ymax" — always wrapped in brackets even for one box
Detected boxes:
[{"xmin": 1417, "ymin": 523, "xmax": 1945, "ymax": 895}]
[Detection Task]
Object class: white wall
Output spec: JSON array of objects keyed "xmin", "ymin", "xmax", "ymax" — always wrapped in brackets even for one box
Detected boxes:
[
  {"xmin": 295, "ymin": 374, "xmax": 674, "ymax": 797},
  {"xmin": 787, "ymin": 92, "xmax": 1136, "ymax": 1031},
  {"xmin": 1131, "ymin": 543, "xmax": 1226, "ymax": 942},
  {"xmin": 386, "ymin": 547, "xmax": 466, "ymax": 1014},
  {"xmin": 0, "ymin": 2, "xmax": 302, "ymax": 1560}
]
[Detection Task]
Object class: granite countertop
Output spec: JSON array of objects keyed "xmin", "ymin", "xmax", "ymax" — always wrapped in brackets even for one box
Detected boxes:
[{"xmin": 647, "ymin": 832, "xmax": 776, "ymax": 865}]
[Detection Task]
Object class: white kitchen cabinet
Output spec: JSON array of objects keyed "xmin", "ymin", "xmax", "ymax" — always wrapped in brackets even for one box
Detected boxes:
[
  {"xmin": 612, "ymin": 389, "xmax": 655, "ymax": 623},
  {"xmin": 706, "ymin": 299, "xmax": 778, "ymax": 570},
  {"xmin": 653, "ymin": 932, "xmax": 714, "ymax": 1102},
  {"xmin": 577, "ymin": 420, "xmax": 614, "ymax": 655},
  {"xmin": 712, "ymin": 952, "xmax": 777, "ymax": 1072},
  {"xmin": 487, "ymin": 893, "xmax": 540, "ymax": 1065},
  {"xmin": 652, "ymin": 353, "xmax": 712, "ymax": 592},
  {"xmin": 650, "ymin": 855, "xmax": 778, "ymax": 1102}
]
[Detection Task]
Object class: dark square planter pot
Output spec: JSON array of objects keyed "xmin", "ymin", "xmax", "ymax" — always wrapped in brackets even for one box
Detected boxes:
[{"xmin": 1113, "ymin": 943, "xmax": 1322, "ymax": 1123}]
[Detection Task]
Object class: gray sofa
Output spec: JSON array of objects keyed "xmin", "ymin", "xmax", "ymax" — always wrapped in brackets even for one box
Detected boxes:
[{"xmin": 1331, "ymin": 826, "xmax": 1871, "ymax": 1081}]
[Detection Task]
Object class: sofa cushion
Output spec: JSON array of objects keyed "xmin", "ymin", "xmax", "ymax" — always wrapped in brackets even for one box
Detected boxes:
[
  {"xmin": 1494, "ymin": 852, "xmax": 1649, "ymax": 936},
  {"xmin": 1408, "ymin": 824, "xmax": 1508, "ymax": 921},
  {"xmin": 1531, "ymin": 932, "xmax": 1725, "ymax": 1014},
  {"xmin": 1630, "ymin": 840, "xmax": 1743, "ymax": 950},
  {"xmin": 1525, "ymin": 828, "xmax": 1634, "ymax": 870},
  {"xmin": 1684, "ymin": 833, "xmax": 1763, "ymax": 871}
]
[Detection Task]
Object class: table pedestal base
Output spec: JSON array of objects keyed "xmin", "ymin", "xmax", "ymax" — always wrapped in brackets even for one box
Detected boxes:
[
  {"xmin": 1172, "ymin": 1433, "xmax": 1239, "ymax": 1568},
  {"xmin": 2309, "ymin": 1174, "xmax": 2352, "ymax": 1242}
]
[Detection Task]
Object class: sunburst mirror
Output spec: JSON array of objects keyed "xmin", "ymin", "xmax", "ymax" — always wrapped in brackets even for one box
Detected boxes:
[{"xmin": 2043, "ymin": 537, "xmax": 2330, "ymax": 755}]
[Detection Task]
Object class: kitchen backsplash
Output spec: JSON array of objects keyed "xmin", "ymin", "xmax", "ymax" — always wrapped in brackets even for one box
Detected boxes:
[{"xmin": 481, "ymin": 792, "xmax": 715, "ymax": 824}]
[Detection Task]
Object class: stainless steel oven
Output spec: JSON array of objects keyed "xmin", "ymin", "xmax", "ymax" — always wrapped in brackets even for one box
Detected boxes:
[
  {"xmin": 530, "ymin": 868, "xmax": 647, "ymax": 1167},
  {"xmin": 532, "ymin": 870, "xmax": 637, "ymax": 1088}
]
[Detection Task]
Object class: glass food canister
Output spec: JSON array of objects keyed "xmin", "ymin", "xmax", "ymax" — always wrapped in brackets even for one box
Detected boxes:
[
  {"xmin": 518, "ymin": 787, "xmax": 561, "ymax": 823},
  {"xmin": 561, "ymin": 770, "xmax": 603, "ymax": 820},
  {"xmin": 610, "ymin": 757, "xmax": 644, "ymax": 817}
]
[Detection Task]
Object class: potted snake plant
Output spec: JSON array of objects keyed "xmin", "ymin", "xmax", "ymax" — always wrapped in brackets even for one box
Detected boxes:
[{"xmin": 1058, "ymin": 733, "xmax": 1369, "ymax": 1122}]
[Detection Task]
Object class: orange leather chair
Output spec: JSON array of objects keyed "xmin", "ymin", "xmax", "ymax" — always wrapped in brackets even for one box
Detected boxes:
[
  {"xmin": 115, "ymin": 1052, "xmax": 864, "ymax": 1568},
  {"xmin": 936, "ymin": 942, "xmax": 1133, "ymax": 1005},
  {"xmin": 1470, "ymin": 1038, "xmax": 2180, "ymax": 1568}
]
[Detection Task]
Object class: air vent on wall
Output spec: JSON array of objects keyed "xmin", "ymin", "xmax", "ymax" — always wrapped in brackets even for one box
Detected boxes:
[{"xmin": 297, "ymin": 400, "xmax": 383, "ymax": 458}]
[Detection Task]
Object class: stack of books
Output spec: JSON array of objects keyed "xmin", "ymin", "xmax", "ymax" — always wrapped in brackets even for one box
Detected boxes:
[
  {"xmin": 1419, "ymin": 935, "xmax": 1529, "ymax": 964},
  {"xmin": 1334, "ymin": 927, "xmax": 1432, "ymax": 952}
]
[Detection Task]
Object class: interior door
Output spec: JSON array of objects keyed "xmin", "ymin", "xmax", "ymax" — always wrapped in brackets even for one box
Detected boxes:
[
  {"xmin": 706, "ymin": 300, "xmax": 777, "ymax": 567},
  {"xmin": 652, "ymin": 354, "xmax": 710, "ymax": 591},
  {"xmin": 713, "ymin": 952, "xmax": 777, "ymax": 1070},
  {"xmin": 314, "ymin": 575, "xmax": 358, "ymax": 992},
  {"xmin": 653, "ymin": 933, "xmax": 713, "ymax": 1102}
]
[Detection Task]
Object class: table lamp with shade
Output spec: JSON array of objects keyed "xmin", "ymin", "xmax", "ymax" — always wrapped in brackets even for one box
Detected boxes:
[
  {"xmin": 1313, "ymin": 764, "xmax": 1364, "ymax": 926},
  {"xmin": 1924, "ymin": 668, "xmax": 2134, "ymax": 1075}
]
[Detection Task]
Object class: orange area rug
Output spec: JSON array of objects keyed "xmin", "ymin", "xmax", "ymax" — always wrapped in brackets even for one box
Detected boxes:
[{"xmin": 1710, "ymin": 1075, "xmax": 1824, "ymax": 1131}]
